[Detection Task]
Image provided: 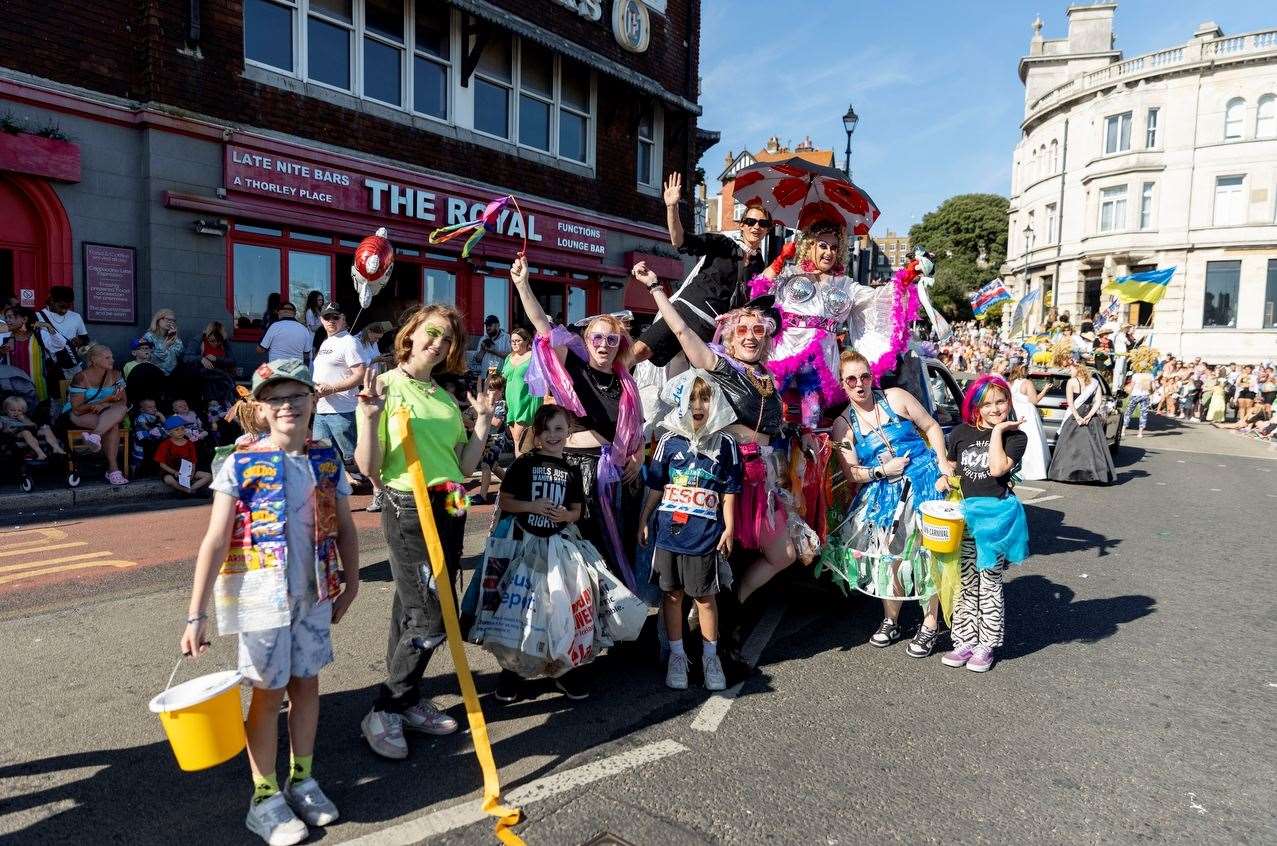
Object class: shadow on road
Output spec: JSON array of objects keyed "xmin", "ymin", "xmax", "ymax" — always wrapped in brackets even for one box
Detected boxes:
[
  {"xmin": 999, "ymin": 573, "xmax": 1155, "ymax": 661},
  {"xmin": 1024, "ymin": 502, "xmax": 1121, "ymax": 558}
]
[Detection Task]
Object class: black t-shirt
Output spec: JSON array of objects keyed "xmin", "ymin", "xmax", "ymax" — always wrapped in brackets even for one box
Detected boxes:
[
  {"xmin": 945, "ymin": 423, "xmax": 1028, "ymax": 500},
  {"xmin": 564, "ymin": 353, "xmax": 619, "ymax": 442},
  {"xmin": 679, "ymin": 232, "xmax": 766, "ymax": 314},
  {"xmin": 708, "ymin": 354, "xmax": 782, "ymax": 437},
  {"xmin": 502, "ymin": 451, "xmax": 586, "ymax": 537}
]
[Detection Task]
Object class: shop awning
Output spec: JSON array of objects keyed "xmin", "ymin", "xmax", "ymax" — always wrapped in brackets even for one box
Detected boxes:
[{"xmin": 448, "ymin": 0, "xmax": 701, "ymax": 115}]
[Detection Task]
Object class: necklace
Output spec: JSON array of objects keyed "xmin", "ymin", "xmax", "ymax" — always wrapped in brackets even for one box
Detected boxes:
[
  {"xmin": 584, "ymin": 365, "xmax": 619, "ymax": 398},
  {"xmin": 745, "ymin": 365, "xmax": 775, "ymax": 398},
  {"xmin": 400, "ymin": 366, "xmax": 439, "ymax": 396}
]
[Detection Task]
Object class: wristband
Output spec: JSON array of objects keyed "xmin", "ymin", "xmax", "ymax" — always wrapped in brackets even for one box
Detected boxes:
[
  {"xmin": 645, "ymin": 281, "xmax": 663, "ymax": 292},
  {"xmin": 186, "ymin": 613, "xmax": 206, "ymax": 625}
]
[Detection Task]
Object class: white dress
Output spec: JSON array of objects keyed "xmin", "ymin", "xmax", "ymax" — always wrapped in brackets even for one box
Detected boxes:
[{"xmin": 1011, "ymin": 378, "xmax": 1049, "ymax": 481}]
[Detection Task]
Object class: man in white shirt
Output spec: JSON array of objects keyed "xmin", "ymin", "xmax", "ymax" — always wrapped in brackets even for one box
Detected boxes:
[
  {"xmin": 311, "ymin": 303, "xmax": 367, "ymax": 481},
  {"xmin": 38, "ymin": 285, "xmax": 90, "ymax": 377},
  {"xmin": 469, "ymin": 314, "xmax": 510, "ymax": 378},
  {"xmin": 257, "ymin": 301, "xmax": 313, "ymax": 363}
]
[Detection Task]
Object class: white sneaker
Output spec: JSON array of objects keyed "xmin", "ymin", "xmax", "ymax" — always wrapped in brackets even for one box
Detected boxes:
[
  {"xmin": 401, "ymin": 699, "xmax": 459, "ymax": 735},
  {"xmin": 702, "ymin": 654, "xmax": 727, "ymax": 691},
  {"xmin": 283, "ymin": 777, "xmax": 339, "ymax": 826},
  {"xmin": 665, "ymin": 654, "xmax": 689, "ymax": 690},
  {"xmin": 361, "ymin": 709, "xmax": 408, "ymax": 759},
  {"xmin": 245, "ymin": 793, "xmax": 308, "ymax": 846}
]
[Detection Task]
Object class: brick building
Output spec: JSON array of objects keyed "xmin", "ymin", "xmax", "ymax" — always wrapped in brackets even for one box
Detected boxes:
[{"xmin": 0, "ymin": 0, "xmax": 702, "ymax": 364}]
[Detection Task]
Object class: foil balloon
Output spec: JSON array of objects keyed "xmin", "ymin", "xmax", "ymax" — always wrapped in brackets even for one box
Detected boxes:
[
  {"xmin": 428, "ymin": 194, "xmax": 527, "ymax": 258},
  {"xmin": 352, "ymin": 227, "xmax": 394, "ymax": 308}
]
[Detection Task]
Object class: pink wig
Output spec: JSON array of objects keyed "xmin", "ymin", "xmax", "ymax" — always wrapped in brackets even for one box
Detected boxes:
[{"xmin": 962, "ymin": 374, "xmax": 1013, "ymax": 427}]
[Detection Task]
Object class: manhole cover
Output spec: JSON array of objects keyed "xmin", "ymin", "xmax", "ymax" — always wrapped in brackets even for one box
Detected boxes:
[{"xmin": 582, "ymin": 834, "xmax": 637, "ymax": 846}]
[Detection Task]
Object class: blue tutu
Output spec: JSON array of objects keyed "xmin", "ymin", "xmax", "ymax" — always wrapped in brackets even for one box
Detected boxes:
[{"xmin": 962, "ymin": 495, "xmax": 1029, "ymax": 570}]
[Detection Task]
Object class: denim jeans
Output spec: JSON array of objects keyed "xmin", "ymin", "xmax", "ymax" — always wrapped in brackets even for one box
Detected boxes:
[
  {"xmin": 312, "ymin": 411, "xmax": 357, "ymax": 462},
  {"xmin": 374, "ymin": 486, "xmax": 467, "ymax": 712}
]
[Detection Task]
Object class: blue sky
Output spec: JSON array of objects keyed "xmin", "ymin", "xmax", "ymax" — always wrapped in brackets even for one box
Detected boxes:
[{"xmin": 696, "ymin": 0, "xmax": 1275, "ymax": 236}]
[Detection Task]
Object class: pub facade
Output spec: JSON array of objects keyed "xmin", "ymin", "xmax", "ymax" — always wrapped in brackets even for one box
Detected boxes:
[{"xmin": 0, "ymin": 0, "xmax": 701, "ymax": 363}]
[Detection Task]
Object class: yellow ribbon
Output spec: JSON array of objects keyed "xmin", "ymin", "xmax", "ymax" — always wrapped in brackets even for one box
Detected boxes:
[{"xmin": 394, "ymin": 408, "xmax": 524, "ymax": 845}]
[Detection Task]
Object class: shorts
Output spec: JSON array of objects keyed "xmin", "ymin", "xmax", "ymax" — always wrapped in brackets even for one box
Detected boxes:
[
  {"xmin": 481, "ymin": 428, "xmax": 510, "ymax": 468},
  {"xmin": 312, "ymin": 412, "xmax": 357, "ymax": 461},
  {"xmin": 638, "ymin": 300, "xmax": 714, "ymax": 367},
  {"xmin": 238, "ymin": 598, "xmax": 334, "ymax": 690},
  {"xmin": 1238, "ymin": 389, "xmax": 1255, "ymax": 400},
  {"xmin": 652, "ymin": 547, "xmax": 724, "ymax": 598}
]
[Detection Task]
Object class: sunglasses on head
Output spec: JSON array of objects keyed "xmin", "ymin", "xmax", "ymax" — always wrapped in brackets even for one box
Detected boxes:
[
  {"xmin": 739, "ymin": 217, "xmax": 769, "ymax": 228},
  {"xmin": 588, "ymin": 332, "xmax": 621, "ymax": 348},
  {"xmin": 734, "ymin": 323, "xmax": 768, "ymax": 339}
]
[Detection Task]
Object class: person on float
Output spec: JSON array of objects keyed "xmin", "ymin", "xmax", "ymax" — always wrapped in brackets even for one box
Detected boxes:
[
  {"xmin": 826, "ymin": 349, "xmax": 955, "ymax": 657},
  {"xmin": 501, "ymin": 327, "xmax": 542, "ymax": 456},
  {"xmin": 632, "ymin": 261, "xmax": 818, "ymax": 614},
  {"xmin": 941, "ymin": 375, "xmax": 1030, "ymax": 674},
  {"xmin": 511, "ymin": 255, "xmax": 644, "ymax": 598},
  {"xmin": 1046, "ymin": 361, "xmax": 1115, "ymax": 484},
  {"xmin": 1007, "ymin": 364, "xmax": 1049, "ymax": 480},
  {"xmin": 354, "ymin": 305, "xmax": 497, "ymax": 760},
  {"xmin": 631, "ymin": 172, "xmax": 769, "ymax": 366}
]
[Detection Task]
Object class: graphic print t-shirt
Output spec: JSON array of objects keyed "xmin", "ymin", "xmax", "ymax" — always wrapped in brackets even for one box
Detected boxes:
[
  {"xmin": 503, "ymin": 452, "xmax": 585, "ymax": 538},
  {"xmin": 945, "ymin": 423, "xmax": 1028, "ymax": 500},
  {"xmin": 646, "ymin": 432, "xmax": 742, "ymax": 555}
]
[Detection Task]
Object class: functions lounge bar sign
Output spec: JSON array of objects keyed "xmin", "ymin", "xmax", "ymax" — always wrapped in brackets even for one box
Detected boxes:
[{"xmin": 225, "ymin": 144, "xmax": 606, "ymax": 257}]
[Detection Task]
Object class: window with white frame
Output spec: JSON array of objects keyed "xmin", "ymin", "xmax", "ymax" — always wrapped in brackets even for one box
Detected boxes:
[
  {"xmin": 245, "ymin": 0, "xmax": 297, "ymax": 71},
  {"xmin": 1104, "ymin": 112, "xmax": 1132, "ymax": 154},
  {"xmin": 306, "ymin": 1, "xmax": 352, "ymax": 90},
  {"xmin": 518, "ymin": 41, "xmax": 554, "ymax": 151},
  {"xmin": 637, "ymin": 102, "xmax": 662, "ymax": 188},
  {"xmin": 1046, "ymin": 202, "xmax": 1057, "ymax": 243},
  {"xmin": 1139, "ymin": 182, "xmax": 1154, "ymax": 230},
  {"xmin": 1224, "ymin": 97, "xmax": 1245, "ymax": 140},
  {"xmin": 1257, "ymin": 94, "xmax": 1276, "ymax": 139},
  {"xmin": 1026, "ymin": 211, "xmax": 1036, "ymax": 251},
  {"xmin": 558, "ymin": 59, "xmax": 590, "ymax": 163},
  {"xmin": 1049, "ymin": 139, "xmax": 1058, "ymax": 173},
  {"xmin": 413, "ymin": 8, "xmax": 450, "ymax": 119},
  {"xmin": 472, "ymin": 32, "xmax": 513, "ymax": 139},
  {"xmin": 1213, "ymin": 175, "xmax": 1245, "ymax": 225},
  {"xmin": 1099, "ymin": 185, "xmax": 1127, "ymax": 232},
  {"xmin": 362, "ymin": 0, "xmax": 404, "ymax": 107},
  {"xmin": 1145, "ymin": 107, "xmax": 1159, "ymax": 148}
]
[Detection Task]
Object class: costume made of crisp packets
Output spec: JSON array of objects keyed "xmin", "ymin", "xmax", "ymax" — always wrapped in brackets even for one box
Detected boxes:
[{"xmin": 818, "ymin": 391, "xmax": 945, "ymax": 600}]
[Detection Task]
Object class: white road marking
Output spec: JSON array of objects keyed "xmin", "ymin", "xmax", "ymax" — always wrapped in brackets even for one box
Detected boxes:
[
  {"xmin": 1022, "ymin": 495, "xmax": 1063, "ymax": 505},
  {"xmin": 344, "ymin": 739, "xmax": 688, "ymax": 845},
  {"xmin": 692, "ymin": 601, "xmax": 786, "ymax": 733},
  {"xmin": 1156, "ymin": 482, "xmax": 1168, "ymax": 486},
  {"xmin": 1210, "ymin": 488, "xmax": 1221, "ymax": 492},
  {"xmin": 1150, "ymin": 444, "xmax": 1277, "ymax": 461},
  {"xmin": 1016, "ymin": 485, "xmax": 1046, "ymax": 495}
]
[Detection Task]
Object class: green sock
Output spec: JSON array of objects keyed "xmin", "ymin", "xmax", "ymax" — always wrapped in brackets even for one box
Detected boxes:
[
  {"xmin": 252, "ymin": 773, "xmax": 280, "ymax": 805},
  {"xmin": 290, "ymin": 754, "xmax": 313, "ymax": 782}
]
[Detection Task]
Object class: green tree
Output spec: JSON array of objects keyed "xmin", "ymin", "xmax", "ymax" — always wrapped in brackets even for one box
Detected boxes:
[{"xmin": 908, "ymin": 193, "xmax": 1009, "ymax": 320}]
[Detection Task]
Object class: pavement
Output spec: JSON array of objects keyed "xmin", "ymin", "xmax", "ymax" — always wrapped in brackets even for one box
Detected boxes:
[{"xmin": 0, "ymin": 413, "xmax": 1274, "ymax": 845}]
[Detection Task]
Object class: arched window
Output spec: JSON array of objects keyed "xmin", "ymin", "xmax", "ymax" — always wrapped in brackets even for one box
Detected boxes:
[
  {"xmin": 1224, "ymin": 97, "xmax": 1245, "ymax": 140},
  {"xmin": 1031, "ymin": 146, "xmax": 1039, "ymax": 180},
  {"xmin": 1049, "ymin": 139, "xmax": 1059, "ymax": 173},
  {"xmin": 1257, "ymin": 94, "xmax": 1276, "ymax": 139}
]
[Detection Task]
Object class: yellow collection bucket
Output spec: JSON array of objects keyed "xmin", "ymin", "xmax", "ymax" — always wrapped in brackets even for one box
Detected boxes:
[
  {"xmin": 149, "ymin": 670, "xmax": 246, "ymax": 771},
  {"xmin": 918, "ymin": 500, "xmax": 965, "ymax": 555}
]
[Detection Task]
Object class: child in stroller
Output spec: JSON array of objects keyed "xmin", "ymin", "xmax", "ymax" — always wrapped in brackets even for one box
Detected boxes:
[{"xmin": 0, "ymin": 366, "xmax": 76, "ymax": 490}]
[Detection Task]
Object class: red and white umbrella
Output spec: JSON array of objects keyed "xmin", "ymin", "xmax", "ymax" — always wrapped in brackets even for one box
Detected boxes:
[{"xmin": 731, "ymin": 157, "xmax": 880, "ymax": 236}]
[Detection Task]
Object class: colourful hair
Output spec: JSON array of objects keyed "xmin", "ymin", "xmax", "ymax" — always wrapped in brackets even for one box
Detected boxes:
[{"xmin": 962, "ymin": 374, "xmax": 1012, "ymax": 427}]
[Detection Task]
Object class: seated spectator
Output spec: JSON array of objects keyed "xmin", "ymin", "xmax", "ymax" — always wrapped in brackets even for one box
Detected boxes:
[
  {"xmin": 1, "ymin": 395, "xmax": 64, "ymax": 461},
  {"xmin": 257, "ymin": 301, "xmax": 312, "ymax": 363},
  {"xmin": 131, "ymin": 398, "xmax": 166, "ymax": 472},
  {"xmin": 66, "ymin": 342, "xmax": 129, "ymax": 486},
  {"xmin": 143, "ymin": 309, "xmax": 185, "ymax": 375},
  {"xmin": 38, "ymin": 284, "xmax": 90, "ymax": 361},
  {"xmin": 124, "ymin": 337, "xmax": 154, "ymax": 379},
  {"xmin": 154, "ymin": 415, "xmax": 211, "ymax": 495}
]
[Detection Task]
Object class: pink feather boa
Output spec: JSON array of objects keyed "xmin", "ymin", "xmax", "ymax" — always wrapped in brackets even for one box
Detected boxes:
[
  {"xmin": 747, "ymin": 273, "xmax": 774, "ymax": 299},
  {"xmin": 870, "ymin": 263, "xmax": 921, "ymax": 383},
  {"xmin": 767, "ymin": 338, "xmax": 847, "ymax": 405}
]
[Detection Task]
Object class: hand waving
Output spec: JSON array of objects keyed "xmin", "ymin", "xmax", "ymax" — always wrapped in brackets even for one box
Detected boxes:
[
  {"xmin": 357, "ymin": 365, "xmax": 386, "ymax": 418},
  {"xmin": 663, "ymin": 172, "xmax": 682, "ymax": 207},
  {"xmin": 631, "ymin": 261, "xmax": 659, "ymax": 288}
]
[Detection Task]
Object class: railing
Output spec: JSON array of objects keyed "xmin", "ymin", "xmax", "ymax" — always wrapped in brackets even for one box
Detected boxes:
[{"xmin": 1028, "ymin": 30, "xmax": 1277, "ymax": 117}]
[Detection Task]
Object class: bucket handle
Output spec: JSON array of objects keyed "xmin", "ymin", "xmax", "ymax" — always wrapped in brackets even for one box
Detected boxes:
[{"xmin": 165, "ymin": 639, "xmax": 213, "ymax": 694}]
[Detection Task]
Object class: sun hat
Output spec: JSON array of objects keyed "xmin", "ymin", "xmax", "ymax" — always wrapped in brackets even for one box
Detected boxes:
[{"xmin": 251, "ymin": 359, "xmax": 315, "ymax": 398}]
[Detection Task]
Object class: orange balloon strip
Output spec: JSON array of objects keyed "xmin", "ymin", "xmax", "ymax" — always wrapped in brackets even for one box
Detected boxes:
[{"xmin": 395, "ymin": 408, "xmax": 525, "ymax": 845}]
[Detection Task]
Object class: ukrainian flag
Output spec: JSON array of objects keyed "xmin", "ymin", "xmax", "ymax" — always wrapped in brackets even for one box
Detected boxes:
[{"xmin": 1105, "ymin": 267, "xmax": 1175, "ymax": 304}]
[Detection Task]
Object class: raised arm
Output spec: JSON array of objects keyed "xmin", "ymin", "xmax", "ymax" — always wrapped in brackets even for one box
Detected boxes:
[
  {"xmin": 663, "ymin": 173, "xmax": 684, "ymax": 249},
  {"xmin": 633, "ymin": 261, "xmax": 717, "ymax": 371},
  {"xmin": 510, "ymin": 255, "xmax": 553, "ymax": 337}
]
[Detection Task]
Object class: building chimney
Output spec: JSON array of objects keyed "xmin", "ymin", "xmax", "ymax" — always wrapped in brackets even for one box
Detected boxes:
[{"xmin": 1065, "ymin": 3, "xmax": 1117, "ymax": 54}]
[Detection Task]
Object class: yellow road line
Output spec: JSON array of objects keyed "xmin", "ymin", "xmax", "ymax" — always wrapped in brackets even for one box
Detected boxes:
[
  {"xmin": 0, "ymin": 551, "xmax": 113, "ymax": 574},
  {"xmin": 0, "ymin": 558, "xmax": 140, "ymax": 587},
  {"xmin": 0, "ymin": 542, "xmax": 87, "ymax": 558}
]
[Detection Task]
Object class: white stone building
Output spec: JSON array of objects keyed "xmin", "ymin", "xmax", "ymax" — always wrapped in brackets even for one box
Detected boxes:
[{"xmin": 1002, "ymin": 3, "xmax": 1277, "ymax": 363}]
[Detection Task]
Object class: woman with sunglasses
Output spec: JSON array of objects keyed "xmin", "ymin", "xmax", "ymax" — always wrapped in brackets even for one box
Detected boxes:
[
  {"xmin": 825, "ymin": 349, "xmax": 955, "ymax": 658},
  {"xmin": 511, "ymin": 256, "xmax": 645, "ymax": 611},
  {"xmin": 633, "ymin": 261, "xmax": 818, "ymax": 617},
  {"xmin": 354, "ymin": 304, "xmax": 497, "ymax": 759},
  {"xmin": 748, "ymin": 219, "xmax": 877, "ymax": 428}
]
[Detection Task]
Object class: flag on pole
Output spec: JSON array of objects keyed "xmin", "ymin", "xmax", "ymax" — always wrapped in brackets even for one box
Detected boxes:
[
  {"xmin": 1104, "ymin": 267, "xmax": 1175, "ymax": 304},
  {"xmin": 1009, "ymin": 288, "xmax": 1041, "ymax": 336},
  {"xmin": 969, "ymin": 280, "xmax": 1012, "ymax": 317},
  {"xmin": 1093, "ymin": 294, "xmax": 1122, "ymax": 330}
]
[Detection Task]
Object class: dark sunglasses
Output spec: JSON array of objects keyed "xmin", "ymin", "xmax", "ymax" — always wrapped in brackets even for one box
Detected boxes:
[{"xmin": 739, "ymin": 217, "xmax": 769, "ymax": 229}]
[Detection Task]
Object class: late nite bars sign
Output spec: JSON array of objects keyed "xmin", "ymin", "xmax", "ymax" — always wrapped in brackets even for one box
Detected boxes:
[{"xmin": 224, "ymin": 144, "xmax": 607, "ymax": 256}]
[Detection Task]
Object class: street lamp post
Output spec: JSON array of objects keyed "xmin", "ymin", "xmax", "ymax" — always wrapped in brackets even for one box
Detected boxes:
[
  {"xmin": 842, "ymin": 103, "xmax": 859, "ymax": 178},
  {"xmin": 1020, "ymin": 224, "xmax": 1034, "ymax": 336}
]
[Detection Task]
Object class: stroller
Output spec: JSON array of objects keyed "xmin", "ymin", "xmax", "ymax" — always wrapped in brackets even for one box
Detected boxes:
[{"xmin": 0, "ymin": 364, "xmax": 78, "ymax": 491}]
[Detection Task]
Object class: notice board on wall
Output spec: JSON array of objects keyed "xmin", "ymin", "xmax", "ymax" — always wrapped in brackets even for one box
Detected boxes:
[{"xmin": 83, "ymin": 243, "xmax": 136, "ymax": 324}]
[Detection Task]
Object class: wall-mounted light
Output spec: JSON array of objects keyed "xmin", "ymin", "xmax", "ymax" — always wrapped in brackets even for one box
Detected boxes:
[{"xmin": 194, "ymin": 218, "xmax": 228, "ymax": 236}]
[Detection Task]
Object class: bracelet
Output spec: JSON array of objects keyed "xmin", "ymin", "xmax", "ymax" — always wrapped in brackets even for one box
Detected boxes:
[
  {"xmin": 186, "ymin": 613, "xmax": 206, "ymax": 624},
  {"xmin": 645, "ymin": 281, "xmax": 663, "ymax": 292}
]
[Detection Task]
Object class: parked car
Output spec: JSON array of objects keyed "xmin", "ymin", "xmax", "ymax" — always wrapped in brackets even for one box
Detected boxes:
[{"xmin": 1029, "ymin": 368, "xmax": 1122, "ymax": 454}]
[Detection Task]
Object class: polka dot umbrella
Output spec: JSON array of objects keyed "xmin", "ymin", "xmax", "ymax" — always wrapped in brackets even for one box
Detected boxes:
[{"xmin": 731, "ymin": 156, "xmax": 880, "ymax": 236}]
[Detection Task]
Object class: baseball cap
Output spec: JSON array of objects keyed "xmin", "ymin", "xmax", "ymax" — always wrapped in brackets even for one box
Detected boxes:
[
  {"xmin": 484, "ymin": 314, "xmax": 500, "ymax": 325},
  {"xmin": 320, "ymin": 302, "xmax": 343, "ymax": 317},
  {"xmin": 130, "ymin": 337, "xmax": 154, "ymax": 350},
  {"xmin": 252, "ymin": 359, "xmax": 315, "ymax": 398},
  {"xmin": 163, "ymin": 415, "xmax": 187, "ymax": 432}
]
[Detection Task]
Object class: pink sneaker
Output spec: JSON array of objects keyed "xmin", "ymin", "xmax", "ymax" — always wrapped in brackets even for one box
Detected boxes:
[
  {"xmin": 966, "ymin": 646, "xmax": 995, "ymax": 672},
  {"xmin": 82, "ymin": 432, "xmax": 102, "ymax": 452},
  {"xmin": 105, "ymin": 471, "xmax": 129, "ymax": 486},
  {"xmin": 941, "ymin": 643, "xmax": 974, "ymax": 667}
]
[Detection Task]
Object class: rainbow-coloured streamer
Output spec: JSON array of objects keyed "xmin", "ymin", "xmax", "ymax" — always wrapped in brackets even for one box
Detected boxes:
[{"xmin": 428, "ymin": 194, "xmax": 528, "ymax": 258}]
